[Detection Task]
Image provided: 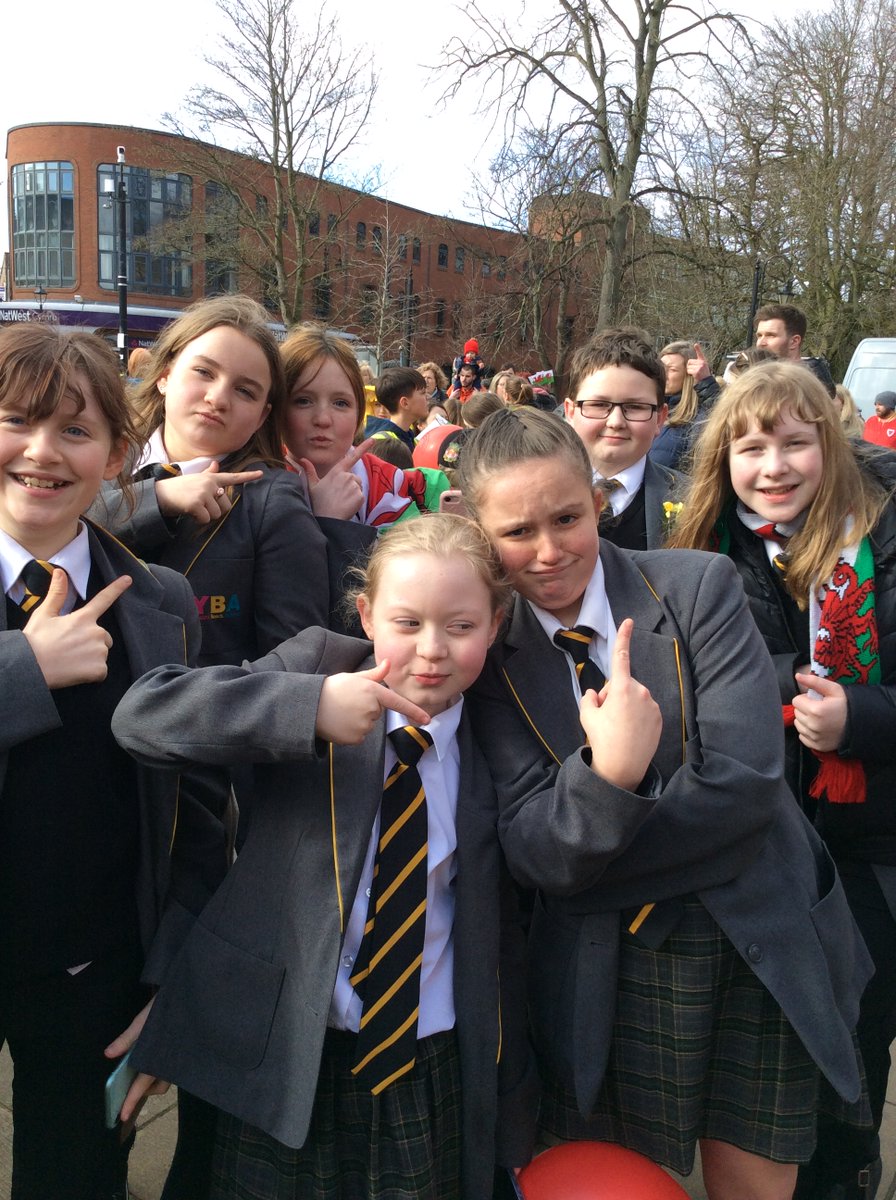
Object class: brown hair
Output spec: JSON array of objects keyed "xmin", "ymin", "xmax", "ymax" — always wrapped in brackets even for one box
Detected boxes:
[
  {"xmin": 566, "ymin": 327, "xmax": 665, "ymax": 407},
  {"xmin": 669, "ymin": 360, "xmax": 889, "ymax": 605},
  {"xmin": 281, "ymin": 323, "xmax": 366, "ymax": 438},
  {"xmin": 502, "ymin": 376, "xmax": 535, "ymax": 407},
  {"xmin": 0, "ymin": 323, "xmax": 139, "ymax": 502},
  {"xmin": 659, "ymin": 340, "xmax": 699, "ymax": 426},
  {"xmin": 349, "ymin": 512, "xmax": 509, "ymax": 617},
  {"xmin": 754, "ymin": 303, "xmax": 807, "ymax": 341},
  {"xmin": 131, "ymin": 295, "xmax": 286, "ymax": 469},
  {"xmin": 458, "ymin": 407, "xmax": 593, "ymax": 517},
  {"xmin": 461, "ymin": 390, "xmax": 504, "ymax": 429}
]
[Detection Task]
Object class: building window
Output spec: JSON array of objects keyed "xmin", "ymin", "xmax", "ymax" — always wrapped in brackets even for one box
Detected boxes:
[
  {"xmin": 412, "ymin": 238, "xmax": 421, "ymax": 264},
  {"xmin": 356, "ymin": 221, "xmax": 367, "ymax": 248},
  {"xmin": 204, "ymin": 181, "xmax": 238, "ymax": 296},
  {"xmin": 398, "ymin": 234, "xmax": 407, "ymax": 261},
  {"xmin": 12, "ymin": 161, "xmax": 76, "ymax": 288},
  {"xmin": 435, "ymin": 299, "xmax": 445, "ymax": 336},
  {"xmin": 313, "ymin": 275, "xmax": 332, "ymax": 318},
  {"xmin": 437, "ymin": 243, "xmax": 448, "ymax": 269},
  {"xmin": 497, "ymin": 255, "xmax": 507, "ymax": 281},
  {"xmin": 97, "ymin": 164, "xmax": 192, "ymax": 297},
  {"xmin": 372, "ymin": 225, "xmax": 383, "ymax": 253},
  {"xmin": 327, "ymin": 212, "xmax": 339, "ymax": 237},
  {"xmin": 481, "ymin": 258, "xmax": 491, "ymax": 277},
  {"xmin": 256, "ymin": 193, "xmax": 269, "ymax": 217},
  {"xmin": 359, "ymin": 284, "xmax": 376, "ymax": 327},
  {"xmin": 308, "ymin": 210, "xmax": 320, "ymax": 236},
  {"xmin": 454, "ymin": 247, "xmax": 465, "ymax": 273}
]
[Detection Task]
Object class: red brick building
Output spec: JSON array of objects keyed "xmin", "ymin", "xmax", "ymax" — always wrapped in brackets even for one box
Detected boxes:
[{"xmin": 6, "ymin": 121, "xmax": 575, "ymax": 372}]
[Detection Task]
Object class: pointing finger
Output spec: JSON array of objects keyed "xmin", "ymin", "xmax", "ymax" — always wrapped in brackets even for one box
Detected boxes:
[
  {"xmin": 82, "ymin": 575, "xmax": 133, "ymax": 618},
  {"xmin": 694, "ymin": 342, "xmax": 707, "ymax": 361},
  {"xmin": 611, "ymin": 617, "xmax": 634, "ymax": 679},
  {"xmin": 213, "ymin": 470, "xmax": 264, "ymax": 487},
  {"xmin": 342, "ymin": 436, "xmax": 377, "ymax": 470},
  {"xmin": 379, "ymin": 687, "xmax": 431, "ymax": 727}
]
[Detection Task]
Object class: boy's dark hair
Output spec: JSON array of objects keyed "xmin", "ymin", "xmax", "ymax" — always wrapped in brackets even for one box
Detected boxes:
[
  {"xmin": 565, "ymin": 326, "xmax": 664, "ymax": 406},
  {"xmin": 375, "ymin": 367, "xmax": 425, "ymax": 414},
  {"xmin": 754, "ymin": 303, "xmax": 807, "ymax": 341}
]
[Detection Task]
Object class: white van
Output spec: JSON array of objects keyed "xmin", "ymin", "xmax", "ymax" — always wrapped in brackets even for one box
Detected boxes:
[{"xmin": 842, "ymin": 338, "xmax": 896, "ymax": 417}]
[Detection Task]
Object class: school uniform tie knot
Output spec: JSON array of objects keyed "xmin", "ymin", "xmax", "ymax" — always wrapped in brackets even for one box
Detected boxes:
[
  {"xmin": 595, "ymin": 477, "xmax": 622, "ymax": 495},
  {"xmin": 350, "ymin": 723, "xmax": 433, "ymax": 1094},
  {"xmin": 553, "ymin": 625, "xmax": 604, "ymax": 694},
  {"xmin": 18, "ymin": 559, "xmax": 58, "ymax": 614},
  {"xmin": 133, "ymin": 461, "xmax": 182, "ymax": 483},
  {"xmin": 388, "ymin": 724, "xmax": 433, "ymax": 769}
]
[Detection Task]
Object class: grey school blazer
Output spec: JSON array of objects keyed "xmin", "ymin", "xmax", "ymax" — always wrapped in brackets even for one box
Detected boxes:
[
  {"xmin": 112, "ymin": 628, "xmax": 538, "ymax": 1197},
  {"xmin": 468, "ymin": 539, "xmax": 873, "ymax": 1118},
  {"xmin": 0, "ymin": 522, "xmax": 229, "ymax": 983}
]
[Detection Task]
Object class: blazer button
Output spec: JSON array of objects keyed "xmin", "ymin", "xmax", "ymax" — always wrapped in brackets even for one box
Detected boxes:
[{"xmin": 747, "ymin": 943, "xmax": 762, "ymax": 963}]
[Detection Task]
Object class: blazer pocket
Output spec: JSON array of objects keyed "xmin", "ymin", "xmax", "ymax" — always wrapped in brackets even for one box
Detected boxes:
[
  {"xmin": 164, "ymin": 921, "xmax": 286, "ymax": 1073},
  {"xmin": 809, "ymin": 849, "xmax": 868, "ymax": 1016}
]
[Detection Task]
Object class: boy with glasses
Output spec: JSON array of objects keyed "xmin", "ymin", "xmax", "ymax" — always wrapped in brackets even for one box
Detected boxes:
[{"xmin": 564, "ymin": 328, "xmax": 686, "ymax": 549}]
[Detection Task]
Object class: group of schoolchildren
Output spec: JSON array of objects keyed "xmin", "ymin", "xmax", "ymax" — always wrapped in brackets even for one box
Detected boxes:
[{"xmin": 0, "ymin": 298, "xmax": 892, "ymax": 1200}]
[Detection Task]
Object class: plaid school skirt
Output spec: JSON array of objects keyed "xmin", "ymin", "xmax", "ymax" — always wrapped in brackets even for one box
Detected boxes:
[
  {"xmin": 210, "ymin": 1028, "xmax": 463, "ymax": 1200},
  {"xmin": 538, "ymin": 897, "xmax": 869, "ymax": 1176}
]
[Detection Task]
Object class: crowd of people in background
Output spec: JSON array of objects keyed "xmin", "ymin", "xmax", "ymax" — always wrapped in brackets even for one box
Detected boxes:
[{"xmin": 2, "ymin": 294, "xmax": 895, "ymax": 1200}]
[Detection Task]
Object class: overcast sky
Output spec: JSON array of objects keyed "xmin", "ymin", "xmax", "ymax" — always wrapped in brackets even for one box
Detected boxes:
[{"xmin": 3, "ymin": 0, "xmax": 820, "ymax": 253}]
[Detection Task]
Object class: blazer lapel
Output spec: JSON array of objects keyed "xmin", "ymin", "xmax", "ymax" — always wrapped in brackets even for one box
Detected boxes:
[
  {"xmin": 329, "ymin": 723, "xmax": 387, "ymax": 935},
  {"xmin": 601, "ymin": 541, "xmax": 690, "ymax": 772},
  {"xmin": 501, "ymin": 600, "xmax": 582, "ymax": 763},
  {"xmin": 86, "ymin": 525, "xmax": 191, "ymax": 676}
]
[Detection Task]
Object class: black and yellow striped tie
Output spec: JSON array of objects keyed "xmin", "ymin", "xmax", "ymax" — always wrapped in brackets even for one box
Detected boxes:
[
  {"xmin": 553, "ymin": 625, "xmax": 604, "ymax": 695},
  {"xmin": 351, "ymin": 724, "xmax": 433, "ymax": 1094},
  {"xmin": 18, "ymin": 559, "xmax": 56, "ymax": 614}
]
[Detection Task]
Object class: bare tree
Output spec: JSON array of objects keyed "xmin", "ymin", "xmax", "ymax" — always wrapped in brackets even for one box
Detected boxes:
[
  {"xmin": 163, "ymin": 0, "xmax": 378, "ymax": 325},
  {"xmin": 444, "ymin": 0, "xmax": 747, "ymax": 330}
]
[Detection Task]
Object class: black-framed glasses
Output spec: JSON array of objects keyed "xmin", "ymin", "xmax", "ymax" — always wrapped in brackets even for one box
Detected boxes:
[{"xmin": 573, "ymin": 400, "xmax": 659, "ymax": 422}]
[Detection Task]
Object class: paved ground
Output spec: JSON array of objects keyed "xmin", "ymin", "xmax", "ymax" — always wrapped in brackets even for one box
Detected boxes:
[{"xmin": 2, "ymin": 1043, "xmax": 895, "ymax": 1197}]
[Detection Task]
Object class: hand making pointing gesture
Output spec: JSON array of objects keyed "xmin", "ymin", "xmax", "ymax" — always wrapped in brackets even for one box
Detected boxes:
[
  {"xmin": 579, "ymin": 617, "xmax": 662, "ymax": 791},
  {"xmin": 23, "ymin": 569, "xmax": 133, "ymax": 689},
  {"xmin": 293, "ymin": 437, "xmax": 377, "ymax": 521},
  {"xmin": 316, "ymin": 659, "xmax": 431, "ymax": 744},
  {"xmin": 155, "ymin": 459, "xmax": 264, "ymax": 524}
]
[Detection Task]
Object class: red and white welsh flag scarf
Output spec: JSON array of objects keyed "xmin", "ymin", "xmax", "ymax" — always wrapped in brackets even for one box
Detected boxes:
[{"xmin": 740, "ymin": 506, "xmax": 879, "ymax": 804}]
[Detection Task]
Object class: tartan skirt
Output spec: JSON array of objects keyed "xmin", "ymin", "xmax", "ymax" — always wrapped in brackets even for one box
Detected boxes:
[
  {"xmin": 210, "ymin": 1028, "xmax": 463, "ymax": 1200},
  {"xmin": 538, "ymin": 897, "xmax": 866, "ymax": 1175}
]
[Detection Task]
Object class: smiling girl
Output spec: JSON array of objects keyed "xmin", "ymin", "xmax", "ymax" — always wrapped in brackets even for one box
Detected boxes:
[
  {"xmin": 0, "ymin": 324, "xmax": 227, "ymax": 1199},
  {"xmin": 93, "ymin": 296, "xmax": 329, "ymax": 666},
  {"xmin": 112, "ymin": 514, "xmax": 537, "ymax": 1199},
  {"xmin": 670, "ymin": 360, "xmax": 896, "ymax": 1198}
]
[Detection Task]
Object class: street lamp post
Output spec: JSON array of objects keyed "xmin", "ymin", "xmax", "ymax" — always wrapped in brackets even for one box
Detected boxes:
[
  {"xmin": 115, "ymin": 147, "xmax": 129, "ymax": 373},
  {"xmin": 33, "ymin": 285, "xmax": 47, "ymax": 313}
]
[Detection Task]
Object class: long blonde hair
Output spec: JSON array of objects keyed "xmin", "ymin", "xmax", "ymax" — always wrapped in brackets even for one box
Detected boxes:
[
  {"xmin": 660, "ymin": 341, "xmax": 698, "ymax": 426},
  {"xmin": 669, "ymin": 361, "xmax": 890, "ymax": 605}
]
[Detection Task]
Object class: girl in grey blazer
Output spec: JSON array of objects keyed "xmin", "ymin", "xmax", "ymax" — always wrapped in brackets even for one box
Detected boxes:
[
  {"xmin": 113, "ymin": 515, "xmax": 537, "ymax": 1200},
  {"xmin": 458, "ymin": 406, "xmax": 870, "ymax": 1200}
]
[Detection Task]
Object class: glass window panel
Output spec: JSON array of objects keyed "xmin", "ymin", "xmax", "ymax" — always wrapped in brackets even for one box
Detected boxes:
[
  {"xmin": 47, "ymin": 249, "xmax": 59, "ymax": 277},
  {"xmin": 61, "ymin": 169, "xmax": 74, "ymax": 193},
  {"xmin": 47, "ymin": 194, "xmax": 59, "ymax": 230},
  {"xmin": 62, "ymin": 250, "xmax": 74, "ymax": 280},
  {"xmin": 47, "ymin": 170, "xmax": 57, "ymax": 191},
  {"xmin": 34, "ymin": 195, "xmax": 46, "ymax": 228},
  {"xmin": 61, "ymin": 198, "xmax": 74, "ymax": 232}
]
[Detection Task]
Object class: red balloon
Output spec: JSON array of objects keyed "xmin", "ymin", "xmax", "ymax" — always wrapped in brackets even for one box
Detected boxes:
[
  {"xmin": 518, "ymin": 1141, "xmax": 690, "ymax": 1200},
  {"xmin": 412, "ymin": 423, "xmax": 464, "ymax": 470}
]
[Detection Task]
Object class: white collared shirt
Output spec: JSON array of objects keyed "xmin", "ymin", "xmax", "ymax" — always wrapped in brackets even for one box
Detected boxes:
[
  {"xmin": 529, "ymin": 556, "xmax": 618, "ymax": 696},
  {"xmin": 139, "ymin": 428, "xmax": 220, "ymax": 476},
  {"xmin": 592, "ymin": 457, "xmax": 647, "ymax": 517},
  {"xmin": 0, "ymin": 524, "xmax": 91, "ymax": 616},
  {"xmin": 329, "ymin": 697, "xmax": 462, "ymax": 1037}
]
